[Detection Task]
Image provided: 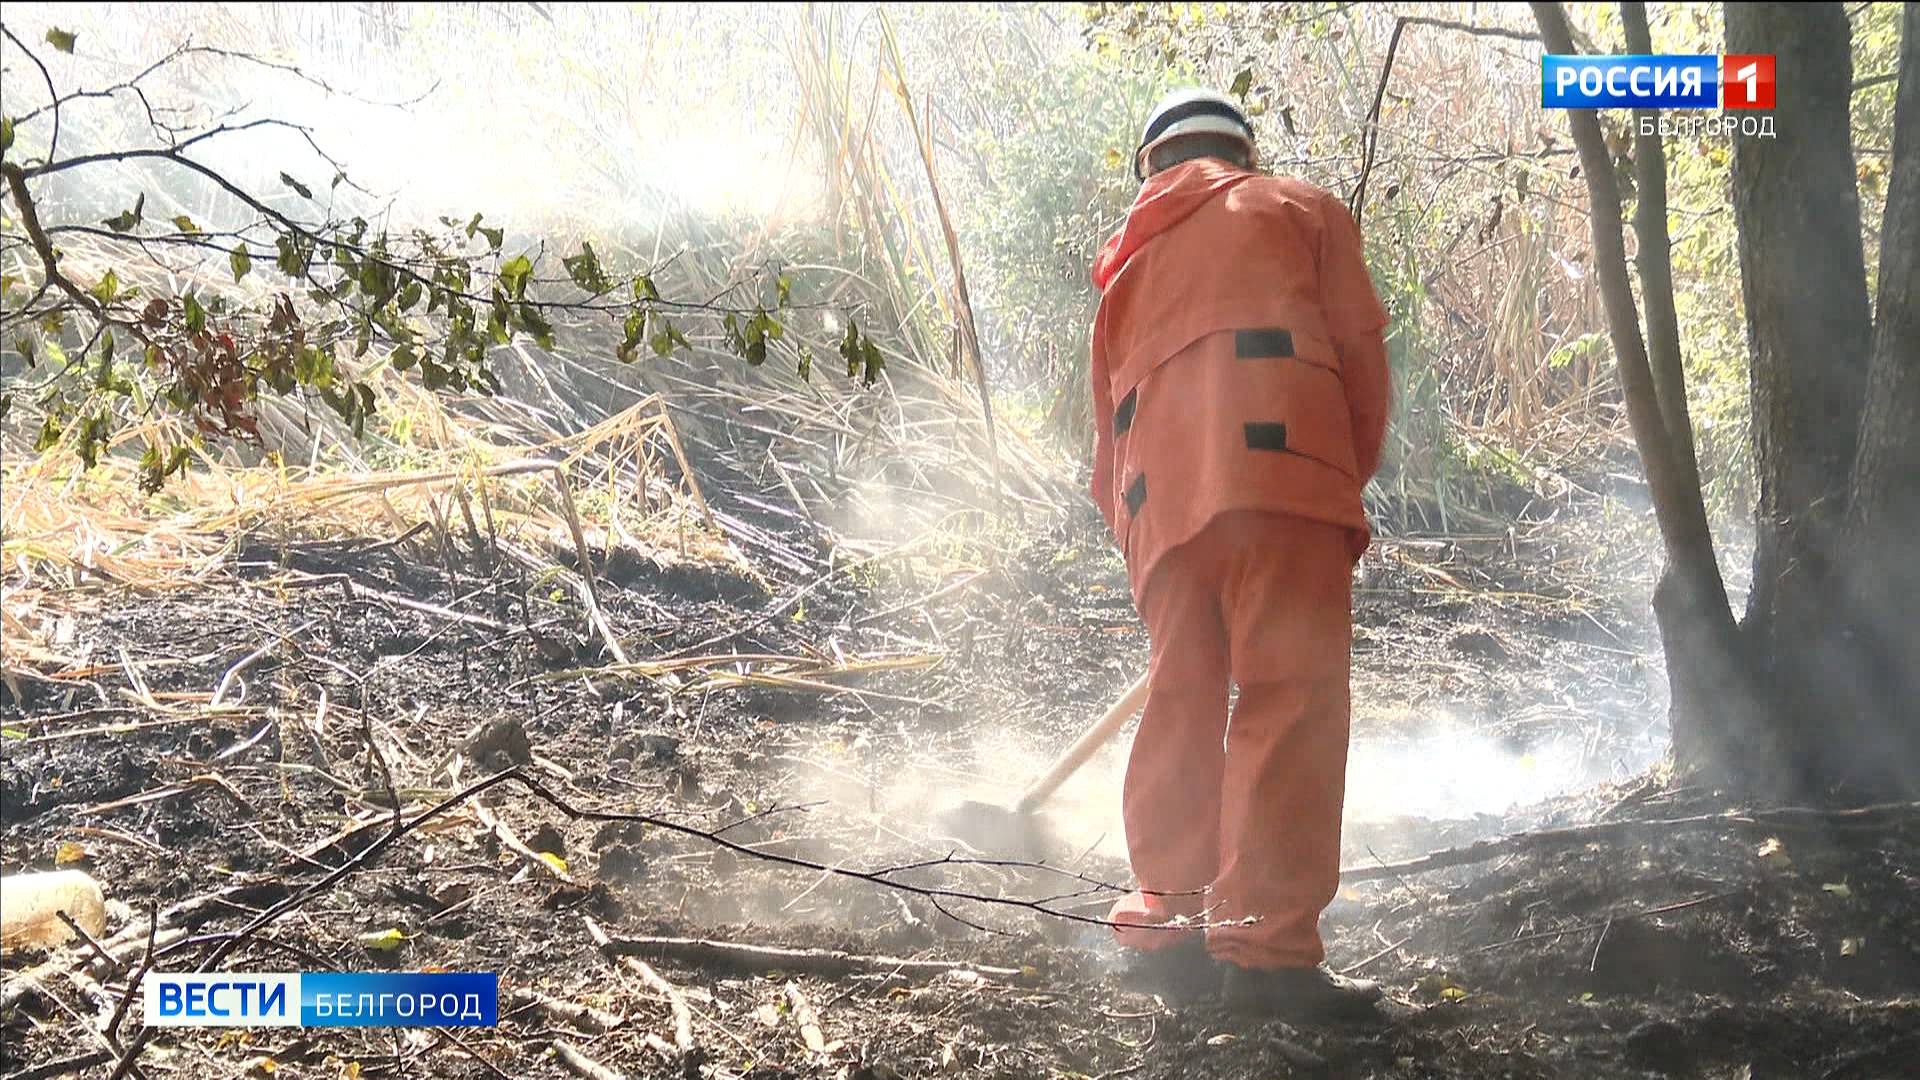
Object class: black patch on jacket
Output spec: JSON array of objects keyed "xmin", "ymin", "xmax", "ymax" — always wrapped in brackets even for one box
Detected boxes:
[
  {"xmin": 1124, "ymin": 473, "xmax": 1147, "ymax": 516},
  {"xmin": 1114, "ymin": 388, "xmax": 1138, "ymax": 436},
  {"xmin": 1235, "ymin": 328, "xmax": 1295, "ymax": 359},
  {"xmin": 1244, "ymin": 422, "xmax": 1290, "ymax": 452}
]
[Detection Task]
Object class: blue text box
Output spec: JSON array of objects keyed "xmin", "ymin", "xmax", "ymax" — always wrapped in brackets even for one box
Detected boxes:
[
  {"xmin": 1542, "ymin": 55, "xmax": 1720, "ymax": 109},
  {"xmin": 301, "ymin": 972, "xmax": 498, "ymax": 1027}
]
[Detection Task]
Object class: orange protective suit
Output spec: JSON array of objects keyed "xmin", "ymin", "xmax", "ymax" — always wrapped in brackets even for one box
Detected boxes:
[{"xmin": 1089, "ymin": 158, "xmax": 1390, "ymax": 970}]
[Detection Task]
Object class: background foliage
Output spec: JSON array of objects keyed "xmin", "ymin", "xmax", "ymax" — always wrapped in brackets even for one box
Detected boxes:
[{"xmin": 2, "ymin": 2, "xmax": 1908, "ymax": 542}]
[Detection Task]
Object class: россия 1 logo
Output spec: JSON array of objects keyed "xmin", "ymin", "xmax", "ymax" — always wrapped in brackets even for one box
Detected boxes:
[{"xmin": 1542, "ymin": 54, "xmax": 1776, "ymax": 109}]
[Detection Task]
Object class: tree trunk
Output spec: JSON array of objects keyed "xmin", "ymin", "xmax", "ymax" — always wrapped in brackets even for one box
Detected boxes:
[
  {"xmin": 1833, "ymin": 3, "xmax": 1920, "ymax": 796},
  {"xmin": 1530, "ymin": 1, "xmax": 1754, "ymax": 785},
  {"xmin": 1619, "ymin": 3, "xmax": 1755, "ymax": 783},
  {"xmin": 1728, "ymin": 3, "xmax": 1887, "ymax": 797}
]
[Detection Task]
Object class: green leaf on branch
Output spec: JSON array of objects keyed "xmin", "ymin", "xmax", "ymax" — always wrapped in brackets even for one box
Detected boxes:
[
  {"xmin": 138, "ymin": 445, "xmax": 192, "ymax": 494},
  {"xmin": 357, "ymin": 257, "xmax": 395, "ymax": 307},
  {"xmin": 89, "ymin": 269, "xmax": 120, "ymax": 305},
  {"xmin": 840, "ymin": 319, "xmax": 862, "ymax": 378},
  {"xmin": 617, "ymin": 308, "xmax": 647, "ymax": 363},
  {"xmin": 563, "ymin": 242, "xmax": 609, "ymax": 294},
  {"xmin": 390, "ymin": 344, "xmax": 417, "ymax": 372},
  {"xmin": 1230, "ymin": 67, "xmax": 1253, "ymax": 98},
  {"xmin": 279, "ymin": 172, "xmax": 313, "ymax": 200},
  {"xmin": 486, "ymin": 291, "xmax": 511, "ymax": 344},
  {"xmin": 182, "ymin": 293, "xmax": 207, "ymax": 333},
  {"xmin": 736, "ymin": 308, "xmax": 779, "ymax": 367},
  {"xmin": 650, "ymin": 317, "xmax": 688, "ymax": 357},
  {"xmin": 499, "ymin": 254, "xmax": 533, "ymax": 300},
  {"xmin": 45, "ymin": 28, "xmax": 76, "ymax": 53},
  {"xmin": 93, "ymin": 332, "xmax": 133, "ymax": 396},
  {"xmin": 295, "ymin": 345, "xmax": 335, "ymax": 388},
  {"xmin": 465, "ymin": 213, "xmax": 504, "ymax": 250},
  {"xmin": 635, "ymin": 274, "xmax": 660, "ymax": 302},
  {"xmin": 517, "ymin": 303, "xmax": 555, "ymax": 350},
  {"xmin": 75, "ymin": 414, "xmax": 111, "ymax": 469},
  {"xmin": 102, "ymin": 193, "xmax": 144, "ymax": 234},
  {"xmin": 1, "ymin": 117, "xmax": 14, "ymax": 154},
  {"xmin": 835, "ymin": 319, "xmax": 882, "ymax": 385},
  {"xmin": 796, "ymin": 345, "xmax": 813, "ymax": 381},
  {"xmin": 275, "ymin": 233, "xmax": 310, "ymax": 277},
  {"xmin": 33, "ymin": 415, "xmax": 63, "ymax": 453},
  {"xmin": 776, "ymin": 274, "xmax": 792, "ymax": 308},
  {"xmin": 229, "ymin": 246, "xmax": 252, "ymax": 283},
  {"xmin": 172, "ymin": 215, "xmax": 201, "ymax": 234}
]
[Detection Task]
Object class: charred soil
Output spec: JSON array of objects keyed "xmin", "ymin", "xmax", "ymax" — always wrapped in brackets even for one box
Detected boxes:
[{"xmin": 4, "ymin": 494, "xmax": 1917, "ymax": 1080}]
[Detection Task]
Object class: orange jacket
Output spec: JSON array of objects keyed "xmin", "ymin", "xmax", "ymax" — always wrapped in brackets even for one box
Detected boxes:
[{"xmin": 1089, "ymin": 159, "xmax": 1391, "ymax": 601}]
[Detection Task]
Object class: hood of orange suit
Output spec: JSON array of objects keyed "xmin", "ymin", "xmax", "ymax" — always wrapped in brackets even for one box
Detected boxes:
[{"xmin": 1091, "ymin": 158, "xmax": 1259, "ymax": 291}]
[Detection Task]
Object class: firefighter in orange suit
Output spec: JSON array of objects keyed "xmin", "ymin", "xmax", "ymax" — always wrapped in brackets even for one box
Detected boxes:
[{"xmin": 1090, "ymin": 88, "xmax": 1391, "ymax": 1019}]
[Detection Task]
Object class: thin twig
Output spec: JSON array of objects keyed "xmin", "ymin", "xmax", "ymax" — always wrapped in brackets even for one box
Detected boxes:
[
  {"xmin": 1340, "ymin": 935, "xmax": 1411, "ymax": 976},
  {"xmin": 1351, "ymin": 17, "xmax": 1408, "ymax": 225},
  {"xmin": 103, "ymin": 908, "xmax": 159, "ymax": 1047}
]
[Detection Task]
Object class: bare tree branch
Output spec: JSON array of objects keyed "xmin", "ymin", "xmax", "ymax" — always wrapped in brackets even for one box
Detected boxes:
[{"xmin": 1, "ymin": 25, "xmax": 63, "ymax": 163}]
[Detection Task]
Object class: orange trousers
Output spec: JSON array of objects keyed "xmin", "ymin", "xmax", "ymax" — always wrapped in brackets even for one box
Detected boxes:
[{"xmin": 1109, "ymin": 510, "xmax": 1353, "ymax": 970}]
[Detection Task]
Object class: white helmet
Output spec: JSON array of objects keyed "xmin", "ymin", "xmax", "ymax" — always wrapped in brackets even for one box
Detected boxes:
[{"xmin": 1134, "ymin": 88, "xmax": 1256, "ymax": 180}]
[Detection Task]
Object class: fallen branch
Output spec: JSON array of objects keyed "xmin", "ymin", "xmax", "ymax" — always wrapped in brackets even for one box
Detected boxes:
[
  {"xmin": 784, "ymin": 981, "xmax": 829, "ymax": 1054},
  {"xmin": 583, "ymin": 915, "xmax": 694, "ymax": 1058},
  {"xmin": 1339, "ymin": 801, "xmax": 1920, "ymax": 883},
  {"xmin": 553, "ymin": 1040, "xmax": 627, "ymax": 1080},
  {"xmin": 598, "ymin": 934, "xmax": 1029, "ymax": 983},
  {"xmin": 508, "ymin": 988, "xmax": 621, "ymax": 1034}
]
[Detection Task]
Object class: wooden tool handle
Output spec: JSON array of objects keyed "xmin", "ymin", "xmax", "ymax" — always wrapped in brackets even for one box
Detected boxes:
[{"xmin": 1013, "ymin": 671, "xmax": 1151, "ymax": 815}]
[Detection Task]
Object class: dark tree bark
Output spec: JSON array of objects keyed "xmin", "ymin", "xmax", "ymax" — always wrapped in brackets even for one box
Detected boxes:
[
  {"xmin": 1728, "ymin": 3, "xmax": 1906, "ymax": 797},
  {"xmin": 1832, "ymin": 3, "xmax": 1920, "ymax": 795}
]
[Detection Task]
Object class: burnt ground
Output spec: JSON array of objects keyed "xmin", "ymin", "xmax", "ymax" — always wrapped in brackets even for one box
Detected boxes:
[{"xmin": 3, "ymin": 485, "xmax": 1918, "ymax": 1080}]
